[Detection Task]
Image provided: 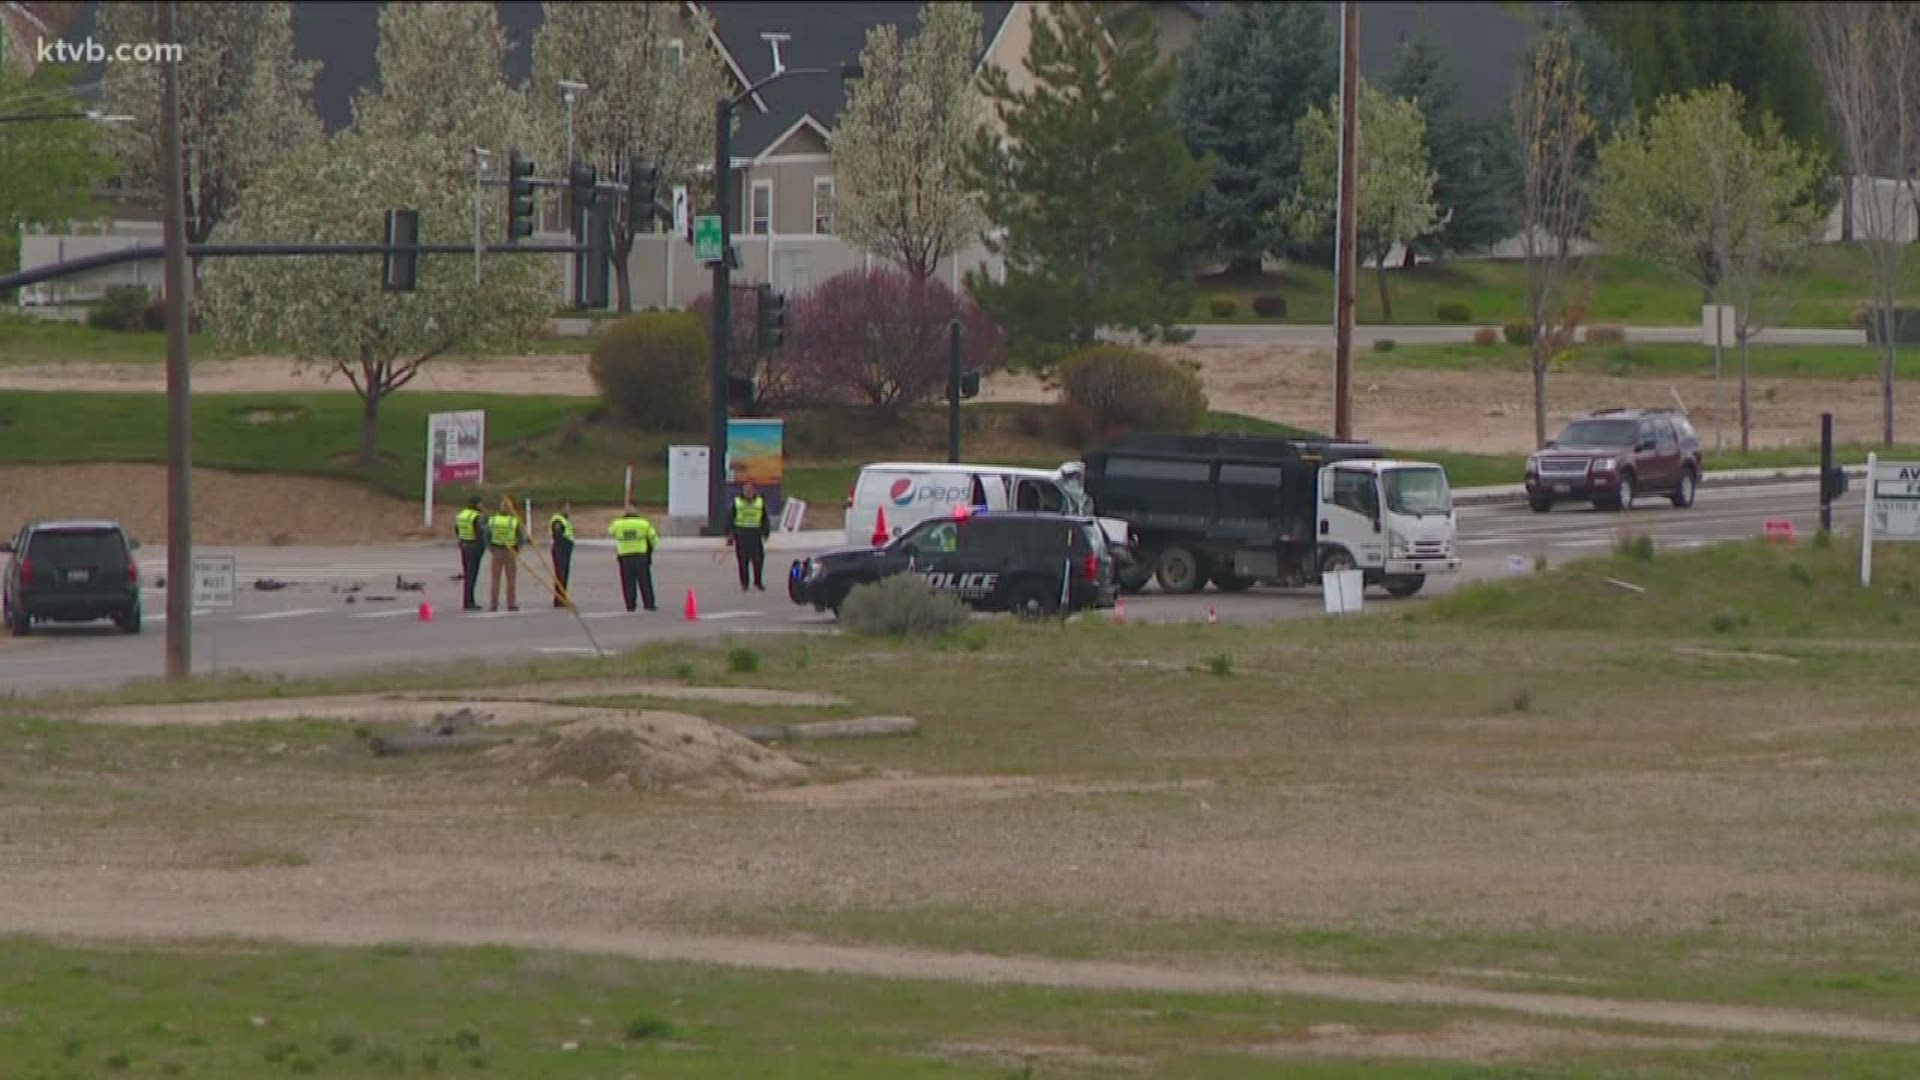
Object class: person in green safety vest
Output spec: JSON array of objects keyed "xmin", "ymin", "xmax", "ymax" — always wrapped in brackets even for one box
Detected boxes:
[
  {"xmin": 487, "ymin": 495, "xmax": 526, "ymax": 612},
  {"xmin": 548, "ymin": 501, "xmax": 575, "ymax": 608},
  {"xmin": 729, "ymin": 479, "xmax": 772, "ymax": 591},
  {"xmin": 607, "ymin": 505, "xmax": 661, "ymax": 612},
  {"xmin": 454, "ymin": 495, "xmax": 486, "ymax": 612}
]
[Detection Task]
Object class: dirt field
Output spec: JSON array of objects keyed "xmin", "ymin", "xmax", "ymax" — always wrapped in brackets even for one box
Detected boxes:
[{"xmin": 7, "ymin": 347, "xmax": 1905, "ymax": 453}]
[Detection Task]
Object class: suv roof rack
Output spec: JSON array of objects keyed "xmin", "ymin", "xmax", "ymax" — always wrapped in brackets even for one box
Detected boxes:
[{"xmin": 1583, "ymin": 406, "xmax": 1687, "ymax": 417}]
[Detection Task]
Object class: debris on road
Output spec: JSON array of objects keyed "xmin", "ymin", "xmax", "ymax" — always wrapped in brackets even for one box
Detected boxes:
[
  {"xmin": 396, "ymin": 576, "xmax": 425, "ymax": 592},
  {"xmin": 253, "ymin": 579, "xmax": 289, "ymax": 591}
]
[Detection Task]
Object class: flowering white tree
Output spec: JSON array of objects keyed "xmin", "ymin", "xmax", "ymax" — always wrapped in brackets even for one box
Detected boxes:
[
  {"xmin": 98, "ymin": 1, "xmax": 319, "ymax": 272},
  {"xmin": 532, "ymin": 2, "xmax": 729, "ymax": 311},
  {"xmin": 832, "ymin": 0, "xmax": 987, "ymax": 283},
  {"xmin": 202, "ymin": 2, "xmax": 553, "ymax": 466},
  {"xmin": 1286, "ymin": 80, "xmax": 1439, "ymax": 320}
]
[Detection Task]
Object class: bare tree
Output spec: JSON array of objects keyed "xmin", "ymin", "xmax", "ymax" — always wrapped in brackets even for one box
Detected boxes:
[
  {"xmin": 1512, "ymin": 27, "xmax": 1594, "ymax": 449},
  {"xmin": 1801, "ymin": 2, "xmax": 1919, "ymax": 446}
]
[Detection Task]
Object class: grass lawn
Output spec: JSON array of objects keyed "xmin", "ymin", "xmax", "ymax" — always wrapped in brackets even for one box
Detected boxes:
[
  {"xmin": 7, "ymin": 938, "xmax": 1914, "ymax": 1077},
  {"xmin": 0, "ymin": 313, "xmax": 588, "ymax": 365},
  {"xmin": 0, "ymin": 390, "xmax": 1327, "ymax": 507},
  {"xmin": 1367, "ymin": 339, "xmax": 1887, "ymax": 380},
  {"xmin": 1192, "ymin": 245, "xmax": 1918, "ymax": 327}
]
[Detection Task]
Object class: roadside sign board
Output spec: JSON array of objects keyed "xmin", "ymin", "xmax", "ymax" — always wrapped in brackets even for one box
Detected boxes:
[
  {"xmin": 692, "ymin": 214, "xmax": 722, "ymax": 262},
  {"xmin": 672, "ymin": 185, "xmax": 690, "ymax": 238},
  {"xmin": 1860, "ymin": 455, "xmax": 1920, "ymax": 585},
  {"xmin": 192, "ymin": 556, "xmax": 236, "ymax": 609},
  {"xmin": 428, "ymin": 410, "xmax": 486, "ymax": 486}
]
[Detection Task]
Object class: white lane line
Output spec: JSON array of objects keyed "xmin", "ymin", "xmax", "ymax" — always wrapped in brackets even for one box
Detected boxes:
[
  {"xmin": 349, "ymin": 608, "xmax": 416, "ymax": 620},
  {"xmin": 537, "ymin": 646, "xmax": 603, "ymax": 655},
  {"xmin": 234, "ymin": 608, "xmax": 327, "ymax": 622},
  {"xmin": 696, "ymin": 611, "xmax": 763, "ymax": 621}
]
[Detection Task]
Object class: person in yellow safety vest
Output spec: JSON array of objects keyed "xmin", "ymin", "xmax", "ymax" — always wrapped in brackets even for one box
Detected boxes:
[
  {"xmin": 728, "ymin": 479, "xmax": 772, "ymax": 591},
  {"xmin": 454, "ymin": 495, "xmax": 486, "ymax": 612},
  {"xmin": 608, "ymin": 505, "xmax": 661, "ymax": 613},
  {"xmin": 487, "ymin": 495, "xmax": 526, "ymax": 612},
  {"xmin": 548, "ymin": 501, "xmax": 575, "ymax": 608}
]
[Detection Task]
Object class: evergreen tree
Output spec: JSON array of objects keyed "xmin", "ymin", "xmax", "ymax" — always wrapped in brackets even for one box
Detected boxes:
[
  {"xmin": 1173, "ymin": 2, "xmax": 1335, "ymax": 275},
  {"xmin": 1386, "ymin": 27, "xmax": 1516, "ymax": 259},
  {"xmin": 968, "ymin": 4, "xmax": 1211, "ymax": 362}
]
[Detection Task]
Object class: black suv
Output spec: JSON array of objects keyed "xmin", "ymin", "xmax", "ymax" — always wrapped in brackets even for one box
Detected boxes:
[
  {"xmin": 3, "ymin": 520, "xmax": 143, "ymax": 635},
  {"xmin": 1524, "ymin": 408, "xmax": 1703, "ymax": 513},
  {"xmin": 789, "ymin": 512, "xmax": 1118, "ymax": 617}
]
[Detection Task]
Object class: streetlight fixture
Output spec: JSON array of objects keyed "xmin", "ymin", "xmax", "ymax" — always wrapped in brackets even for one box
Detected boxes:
[
  {"xmin": 558, "ymin": 78, "xmax": 587, "ymax": 167},
  {"xmin": 702, "ymin": 55, "xmax": 862, "ymax": 536},
  {"xmin": 472, "ymin": 147, "xmax": 492, "ymax": 287}
]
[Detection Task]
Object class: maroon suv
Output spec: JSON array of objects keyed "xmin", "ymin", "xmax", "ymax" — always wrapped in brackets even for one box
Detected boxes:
[{"xmin": 1525, "ymin": 408, "xmax": 1702, "ymax": 513}]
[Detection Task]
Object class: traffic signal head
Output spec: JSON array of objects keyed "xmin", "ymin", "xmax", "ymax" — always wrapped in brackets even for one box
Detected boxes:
[
  {"xmin": 754, "ymin": 282, "xmax": 786, "ymax": 352},
  {"xmin": 958, "ymin": 368, "xmax": 981, "ymax": 399},
  {"xmin": 506, "ymin": 150, "xmax": 536, "ymax": 241},
  {"xmin": 568, "ymin": 161, "xmax": 598, "ymax": 214},
  {"xmin": 1822, "ymin": 465, "xmax": 1850, "ymax": 502},
  {"xmin": 628, "ymin": 158, "xmax": 659, "ymax": 231},
  {"xmin": 727, "ymin": 374, "xmax": 755, "ymax": 409}
]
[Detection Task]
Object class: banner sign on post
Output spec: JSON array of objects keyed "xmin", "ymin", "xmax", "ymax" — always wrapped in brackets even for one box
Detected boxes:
[
  {"xmin": 424, "ymin": 410, "xmax": 485, "ymax": 528},
  {"xmin": 1862, "ymin": 455, "xmax": 1920, "ymax": 585},
  {"xmin": 779, "ymin": 498, "xmax": 808, "ymax": 533},
  {"xmin": 726, "ymin": 418, "xmax": 785, "ymax": 513}
]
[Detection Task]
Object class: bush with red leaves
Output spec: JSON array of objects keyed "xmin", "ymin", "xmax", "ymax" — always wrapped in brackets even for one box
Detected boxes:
[{"xmin": 784, "ymin": 268, "xmax": 1005, "ymax": 414}]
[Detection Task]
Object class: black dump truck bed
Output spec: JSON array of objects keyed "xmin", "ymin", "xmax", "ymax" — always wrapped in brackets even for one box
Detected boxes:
[{"xmin": 1084, "ymin": 433, "xmax": 1383, "ymax": 544}]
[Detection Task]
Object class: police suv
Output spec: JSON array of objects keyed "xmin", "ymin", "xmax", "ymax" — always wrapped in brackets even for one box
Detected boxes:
[{"xmin": 789, "ymin": 511, "xmax": 1119, "ymax": 617}]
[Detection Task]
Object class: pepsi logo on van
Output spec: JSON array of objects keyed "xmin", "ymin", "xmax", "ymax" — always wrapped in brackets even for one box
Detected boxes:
[{"xmin": 888, "ymin": 478, "xmax": 972, "ymax": 507}]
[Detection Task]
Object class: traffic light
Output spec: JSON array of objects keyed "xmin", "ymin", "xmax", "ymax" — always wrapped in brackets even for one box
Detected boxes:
[
  {"xmin": 506, "ymin": 150, "xmax": 535, "ymax": 241},
  {"xmin": 381, "ymin": 208, "xmax": 418, "ymax": 292},
  {"xmin": 1822, "ymin": 466, "xmax": 1850, "ymax": 502},
  {"xmin": 628, "ymin": 158, "xmax": 659, "ymax": 232},
  {"xmin": 568, "ymin": 161, "xmax": 598, "ymax": 226},
  {"xmin": 727, "ymin": 374, "xmax": 755, "ymax": 409},
  {"xmin": 574, "ymin": 201, "xmax": 610, "ymax": 310},
  {"xmin": 754, "ymin": 282, "xmax": 786, "ymax": 352},
  {"xmin": 958, "ymin": 368, "xmax": 981, "ymax": 399}
]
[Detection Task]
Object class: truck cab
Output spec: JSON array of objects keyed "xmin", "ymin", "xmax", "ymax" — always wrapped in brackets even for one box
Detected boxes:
[{"xmin": 1082, "ymin": 433, "xmax": 1460, "ymax": 598}]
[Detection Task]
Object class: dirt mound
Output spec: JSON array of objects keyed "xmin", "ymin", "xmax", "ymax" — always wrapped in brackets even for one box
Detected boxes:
[{"xmin": 486, "ymin": 710, "xmax": 807, "ymax": 793}]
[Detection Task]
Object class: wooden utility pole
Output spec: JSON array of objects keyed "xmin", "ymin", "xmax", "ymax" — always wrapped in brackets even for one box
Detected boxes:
[
  {"xmin": 158, "ymin": 0, "xmax": 192, "ymax": 680},
  {"xmin": 1334, "ymin": 0, "xmax": 1359, "ymax": 441}
]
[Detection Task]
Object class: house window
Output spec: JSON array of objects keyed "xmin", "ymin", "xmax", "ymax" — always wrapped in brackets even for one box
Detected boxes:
[
  {"xmin": 666, "ymin": 39, "xmax": 684, "ymax": 69},
  {"xmin": 750, "ymin": 180, "xmax": 772, "ymax": 235},
  {"xmin": 813, "ymin": 177, "xmax": 835, "ymax": 234}
]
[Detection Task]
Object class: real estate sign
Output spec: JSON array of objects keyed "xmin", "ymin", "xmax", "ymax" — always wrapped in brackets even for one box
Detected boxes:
[
  {"xmin": 424, "ymin": 410, "xmax": 486, "ymax": 527},
  {"xmin": 1860, "ymin": 454, "xmax": 1920, "ymax": 584}
]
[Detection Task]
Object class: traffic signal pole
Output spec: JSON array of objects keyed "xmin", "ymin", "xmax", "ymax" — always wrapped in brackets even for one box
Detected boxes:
[{"xmin": 707, "ymin": 96, "xmax": 733, "ymax": 537}]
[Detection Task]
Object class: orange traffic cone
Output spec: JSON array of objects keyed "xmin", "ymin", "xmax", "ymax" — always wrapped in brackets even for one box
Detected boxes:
[
  {"xmin": 1207, "ymin": 605, "xmax": 1217, "ymax": 625},
  {"xmin": 417, "ymin": 600, "xmax": 433, "ymax": 622},
  {"xmin": 683, "ymin": 587, "xmax": 699, "ymax": 622},
  {"xmin": 870, "ymin": 506, "xmax": 890, "ymax": 547},
  {"xmin": 1112, "ymin": 596, "xmax": 1126, "ymax": 624}
]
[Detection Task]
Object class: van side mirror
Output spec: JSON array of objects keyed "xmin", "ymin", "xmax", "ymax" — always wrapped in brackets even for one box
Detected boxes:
[{"xmin": 1636, "ymin": 439, "xmax": 1656, "ymax": 452}]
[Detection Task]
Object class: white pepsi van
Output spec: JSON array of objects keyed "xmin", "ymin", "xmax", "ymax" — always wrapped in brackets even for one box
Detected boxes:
[{"xmin": 846, "ymin": 462, "xmax": 1130, "ymax": 551}]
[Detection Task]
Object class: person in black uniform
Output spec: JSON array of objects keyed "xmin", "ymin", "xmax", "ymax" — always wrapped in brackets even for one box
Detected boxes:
[
  {"xmin": 729, "ymin": 480, "xmax": 772, "ymax": 591},
  {"xmin": 454, "ymin": 496, "xmax": 486, "ymax": 612},
  {"xmin": 548, "ymin": 501, "xmax": 575, "ymax": 608}
]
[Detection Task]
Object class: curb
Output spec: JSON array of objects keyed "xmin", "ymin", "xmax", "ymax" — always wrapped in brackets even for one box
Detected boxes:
[{"xmin": 1453, "ymin": 465, "xmax": 1862, "ymax": 508}]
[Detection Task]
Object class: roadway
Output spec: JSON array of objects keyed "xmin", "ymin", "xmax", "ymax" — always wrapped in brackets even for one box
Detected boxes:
[{"xmin": 0, "ymin": 480, "xmax": 1856, "ymax": 694}]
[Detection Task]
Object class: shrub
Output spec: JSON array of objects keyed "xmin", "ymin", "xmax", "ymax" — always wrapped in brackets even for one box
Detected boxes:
[
  {"xmin": 1614, "ymin": 532, "xmax": 1654, "ymax": 562},
  {"xmin": 87, "ymin": 286, "xmax": 150, "ymax": 332},
  {"xmin": 1251, "ymin": 294, "xmax": 1287, "ymax": 319},
  {"xmin": 726, "ymin": 647, "xmax": 761, "ymax": 673},
  {"xmin": 589, "ymin": 311, "xmax": 708, "ymax": 431},
  {"xmin": 1207, "ymin": 297, "xmax": 1238, "ymax": 318},
  {"xmin": 138, "ymin": 296, "xmax": 199, "ymax": 333},
  {"xmin": 1502, "ymin": 321, "xmax": 1535, "ymax": 346},
  {"xmin": 785, "ymin": 268, "xmax": 1004, "ymax": 413},
  {"xmin": 1586, "ymin": 325, "xmax": 1626, "ymax": 345},
  {"xmin": 839, "ymin": 574, "xmax": 971, "ymax": 638},
  {"xmin": 1057, "ymin": 344, "xmax": 1208, "ymax": 440},
  {"xmin": 1435, "ymin": 300, "xmax": 1472, "ymax": 323},
  {"xmin": 1373, "ymin": 338, "xmax": 1397, "ymax": 353},
  {"xmin": 1472, "ymin": 327, "xmax": 1499, "ymax": 347}
]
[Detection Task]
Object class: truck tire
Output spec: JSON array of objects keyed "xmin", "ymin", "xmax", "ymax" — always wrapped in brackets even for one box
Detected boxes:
[
  {"xmin": 1383, "ymin": 575, "xmax": 1426, "ymax": 598},
  {"xmin": 1209, "ymin": 570, "xmax": 1256, "ymax": 592},
  {"xmin": 1318, "ymin": 547, "xmax": 1356, "ymax": 578},
  {"xmin": 1154, "ymin": 546, "xmax": 1209, "ymax": 594},
  {"xmin": 6, "ymin": 602, "xmax": 27, "ymax": 637}
]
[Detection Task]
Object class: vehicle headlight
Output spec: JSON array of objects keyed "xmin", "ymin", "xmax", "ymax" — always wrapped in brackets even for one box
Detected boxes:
[
  {"xmin": 1592, "ymin": 457, "xmax": 1615, "ymax": 472},
  {"xmin": 1389, "ymin": 534, "xmax": 1408, "ymax": 557},
  {"xmin": 1525, "ymin": 454, "xmax": 1540, "ymax": 471}
]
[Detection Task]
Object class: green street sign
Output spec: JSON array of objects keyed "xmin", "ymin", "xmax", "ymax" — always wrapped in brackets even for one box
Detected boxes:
[{"xmin": 692, "ymin": 214, "xmax": 722, "ymax": 262}]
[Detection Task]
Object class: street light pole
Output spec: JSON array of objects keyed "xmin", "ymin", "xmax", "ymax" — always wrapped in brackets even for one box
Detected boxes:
[
  {"xmin": 157, "ymin": 0, "xmax": 192, "ymax": 680},
  {"xmin": 472, "ymin": 147, "xmax": 490, "ymax": 288},
  {"xmin": 1333, "ymin": 1, "xmax": 1359, "ymax": 442}
]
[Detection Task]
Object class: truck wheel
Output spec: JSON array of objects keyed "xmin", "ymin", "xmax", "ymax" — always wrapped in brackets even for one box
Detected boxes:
[
  {"xmin": 1007, "ymin": 580, "xmax": 1059, "ymax": 618},
  {"xmin": 6, "ymin": 603, "xmax": 28, "ymax": 637},
  {"xmin": 1116, "ymin": 561, "xmax": 1153, "ymax": 595},
  {"xmin": 1383, "ymin": 575, "xmax": 1426, "ymax": 598},
  {"xmin": 1670, "ymin": 467, "xmax": 1697, "ymax": 509},
  {"xmin": 115, "ymin": 604, "xmax": 142, "ymax": 634},
  {"xmin": 1528, "ymin": 497, "xmax": 1553, "ymax": 514},
  {"xmin": 1209, "ymin": 570, "xmax": 1255, "ymax": 593},
  {"xmin": 1154, "ymin": 546, "xmax": 1209, "ymax": 595},
  {"xmin": 1318, "ymin": 547, "xmax": 1356, "ymax": 578}
]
